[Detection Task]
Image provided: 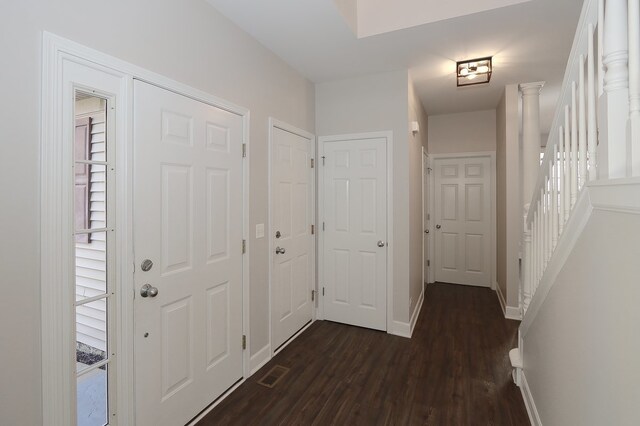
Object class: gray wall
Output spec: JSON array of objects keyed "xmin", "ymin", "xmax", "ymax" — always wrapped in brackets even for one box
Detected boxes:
[
  {"xmin": 0, "ymin": 0, "xmax": 314, "ymax": 423},
  {"xmin": 408, "ymin": 75, "xmax": 428, "ymax": 317},
  {"xmin": 523, "ymin": 209, "xmax": 640, "ymax": 425},
  {"xmin": 427, "ymin": 110, "xmax": 497, "ymax": 154},
  {"xmin": 315, "ymin": 70, "xmax": 413, "ymax": 323}
]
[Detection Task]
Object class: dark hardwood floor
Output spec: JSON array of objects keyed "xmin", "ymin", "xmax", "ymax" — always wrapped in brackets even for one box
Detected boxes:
[{"xmin": 198, "ymin": 283, "xmax": 529, "ymax": 425}]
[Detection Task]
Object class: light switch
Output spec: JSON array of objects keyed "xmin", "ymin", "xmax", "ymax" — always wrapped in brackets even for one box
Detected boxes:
[{"xmin": 255, "ymin": 223, "xmax": 265, "ymax": 239}]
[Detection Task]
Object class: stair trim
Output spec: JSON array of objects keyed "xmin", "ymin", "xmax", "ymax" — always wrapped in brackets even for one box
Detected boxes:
[{"xmin": 521, "ymin": 178, "xmax": 640, "ymax": 336}]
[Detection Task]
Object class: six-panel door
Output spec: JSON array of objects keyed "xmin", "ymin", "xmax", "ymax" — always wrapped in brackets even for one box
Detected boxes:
[
  {"xmin": 271, "ymin": 126, "xmax": 314, "ymax": 351},
  {"xmin": 434, "ymin": 156, "xmax": 491, "ymax": 287},
  {"xmin": 133, "ymin": 81, "xmax": 244, "ymax": 426},
  {"xmin": 322, "ymin": 137, "xmax": 388, "ymax": 331}
]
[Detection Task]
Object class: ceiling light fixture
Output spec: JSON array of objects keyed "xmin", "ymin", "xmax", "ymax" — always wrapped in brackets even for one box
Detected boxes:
[{"xmin": 456, "ymin": 57, "xmax": 492, "ymax": 87}]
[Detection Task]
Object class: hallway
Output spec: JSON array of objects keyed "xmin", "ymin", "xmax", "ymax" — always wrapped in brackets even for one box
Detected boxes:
[{"xmin": 198, "ymin": 283, "xmax": 529, "ymax": 425}]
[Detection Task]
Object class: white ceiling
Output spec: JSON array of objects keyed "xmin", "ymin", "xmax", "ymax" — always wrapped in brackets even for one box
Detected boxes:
[{"xmin": 206, "ymin": 0, "xmax": 584, "ymax": 133}]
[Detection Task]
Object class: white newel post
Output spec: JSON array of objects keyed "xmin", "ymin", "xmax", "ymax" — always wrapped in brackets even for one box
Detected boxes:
[
  {"xmin": 601, "ymin": 0, "xmax": 630, "ymax": 178},
  {"xmin": 629, "ymin": 0, "xmax": 640, "ymax": 175},
  {"xmin": 520, "ymin": 81, "xmax": 544, "ymax": 313}
]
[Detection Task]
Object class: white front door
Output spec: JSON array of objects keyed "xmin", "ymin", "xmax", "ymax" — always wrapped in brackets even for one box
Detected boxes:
[
  {"xmin": 271, "ymin": 125, "xmax": 314, "ymax": 351},
  {"xmin": 433, "ymin": 156, "xmax": 491, "ymax": 287},
  {"xmin": 321, "ymin": 136, "xmax": 388, "ymax": 331},
  {"xmin": 133, "ymin": 81, "xmax": 244, "ymax": 426}
]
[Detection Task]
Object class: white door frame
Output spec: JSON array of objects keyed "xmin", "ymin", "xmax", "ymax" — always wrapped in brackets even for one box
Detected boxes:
[
  {"xmin": 40, "ymin": 32, "xmax": 251, "ymax": 425},
  {"xmin": 429, "ymin": 151, "xmax": 497, "ymax": 290},
  {"xmin": 267, "ymin": 118, "xmax": 316, "ymax": 361},
  {"xmin": 317, "ymin": 131, "xmax": 394, "ymax": 332}
]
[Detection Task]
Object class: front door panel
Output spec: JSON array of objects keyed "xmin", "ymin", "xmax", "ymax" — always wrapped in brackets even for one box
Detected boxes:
[{"xmin": 134, "ymin": 81, "xmax": 244, "ymax": 426}]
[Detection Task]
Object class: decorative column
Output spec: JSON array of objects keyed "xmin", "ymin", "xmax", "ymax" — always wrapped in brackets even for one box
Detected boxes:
[
  {"xmin": 520, "ymin": 82, "xmax": 546, "ymax": 209},
  {"xmin": 519, "ymin": 81, "xmax": 544, "ymax": 315},
  {"xmin": 600, "ymin": 0, "xmax": 630, "ymax": 178}
]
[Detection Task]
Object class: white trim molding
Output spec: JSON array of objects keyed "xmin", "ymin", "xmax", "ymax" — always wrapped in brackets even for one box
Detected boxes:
[
  {"xmin": 249, "ymin": 344, "xmax": 272, "ymax": 376},
  {"xmin": 520, "ymin": 371, "xmax": 543, "ymax": 426}
]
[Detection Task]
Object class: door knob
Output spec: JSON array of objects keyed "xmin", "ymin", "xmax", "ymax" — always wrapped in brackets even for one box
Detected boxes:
[
  {"xmin": 436, "ymin": 224, "xmax": 441, "ymax": 229},
  {"xmin": 377, "ymin": 240, "xmax": 385, "ymax": 247},
  {"xmin": 424, "ymin": 229, "xmax": 429, "ymax": 234},
  {"xmin": 140, "ymin": 284, "xmax": 159, "ymax": 298},
  {"xmin": 275, "ymin": 246, "xmax": 286, "ymax": 254}
]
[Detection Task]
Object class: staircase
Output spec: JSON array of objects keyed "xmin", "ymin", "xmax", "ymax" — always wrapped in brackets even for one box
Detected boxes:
[{"xmin": 511, "ymin": 0, "xmax": 640, "ymax": 424}]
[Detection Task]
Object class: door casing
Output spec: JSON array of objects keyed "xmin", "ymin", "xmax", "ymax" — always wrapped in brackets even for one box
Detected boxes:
[
  {"xmin": 317, "ymin": 131, "xmax": 394, "ymax": 333},
  {"xmin": 428, "ymin": 151, "xmax": 497, "ymax": 290},
  {"xmin": 40, "ymin": 32, "xmax": 251, "ymax": 426},
  {"xmin": 268, "ymin": 118, "xmax": 316, "ymax": 360}
]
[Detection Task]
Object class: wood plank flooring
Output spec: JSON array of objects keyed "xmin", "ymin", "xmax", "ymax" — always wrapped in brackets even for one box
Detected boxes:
[{"xmin": 198, "ymin": 283, "xmax": 529, "ymax": 425}]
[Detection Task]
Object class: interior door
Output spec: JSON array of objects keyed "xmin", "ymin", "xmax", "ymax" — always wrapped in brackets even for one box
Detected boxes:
[
  {"xmin": 271, "ymin": 126, "xmax": 314, "ymax": 351},
  {"xmin": 133, "ymin": 81, "xmax": 244, "ymax": 426},
  {"xmin": 321, "ymin": 136, "xmax": 387, "ymax": 331},
  {"xmin": 433, "ymin": 156, "xmax": 491, "ymax": 287},
  {"xmin": 423, "ymin": 150, "xmax": 430, "ymax": 284}
]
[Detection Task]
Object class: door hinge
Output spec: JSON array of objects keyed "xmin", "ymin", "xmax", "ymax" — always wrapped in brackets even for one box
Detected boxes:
[
  {"xmin": 311, "ymin": 289, "xmax": 316, "ymax": 302},
  {"xmin": 427, "ymin": 260, "xmax": 430, "ymax": 266},
  {"xmin": 242, "ymin": 335, "xmax": 246, "ymax": 350},
  {"xmin": 322, "ymin": 156, "xmax": 326, "ymax": 166},
  {"xmin": 242, "ymin": 239, "xmax": 246, "ymax": 254},
  {"xmin": 311, "ymin": 158, "xmax": 315, "ymax": 168},
  {"xmin": 322, "ymin": 287, "xmax": 325, "ymax": 296},
  {"xmin": 242, "ymin": 143, "xmax": 247, "ymax": 158},
  {"xmin": 311, "ymin": 224, "xmax": 315, "ymax": 235},
  {"xmin": 322, "ymin": 222, "xmax": 325, "ymax": 231},
  {"xmin": 427, "ymin": 213, "xmax": 430, "ymax": 220}
]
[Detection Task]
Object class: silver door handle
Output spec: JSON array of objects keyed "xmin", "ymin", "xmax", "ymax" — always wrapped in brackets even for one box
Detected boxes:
[
  {"xmin": 275, "ymin": 246, "xmax": 286, "ymax": 254},
  {"xmin": 436, "ymin": 224, "xmax": 441, "ymax": 229},
  {"xmin": 424, "ymin": 229, "xmax": 429, "ymax": 234},
  {"xmin": 377, "ymin": 240, "xmax": 385, "ymax": 247},
  {"xmin": 140, "ymin": 284, "xmax": 159, "ymax": 298}
]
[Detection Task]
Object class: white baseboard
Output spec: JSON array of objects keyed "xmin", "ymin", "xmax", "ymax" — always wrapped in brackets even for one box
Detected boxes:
[
  {"xmin": 249, "ymin": 344, "xmax": 272, "ymax": 376},
  {"xmin": 520, "ymin": 371, "xmax": 542, "ymax": 426},
  {"xmin": 505, "ymin": 305, "xmax": 522, "ymax": 320},
  {"xmin": 389, "ymin": 320, "xmax": 411, "ymax": 338},
  {"xmin": 409, "ymin": 287, "xmax": 425, "ymax": 336},
  {"xmin": 389, "ymin": 288, "xmax": 425, "ymax": 339}
]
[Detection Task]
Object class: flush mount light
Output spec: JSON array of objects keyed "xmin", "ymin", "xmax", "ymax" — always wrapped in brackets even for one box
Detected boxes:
[{"xmin": 456, "ymin": 56, "xmax": 492, "ymax": 87}]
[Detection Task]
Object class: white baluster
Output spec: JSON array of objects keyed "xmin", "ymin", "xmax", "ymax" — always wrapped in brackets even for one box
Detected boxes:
[
  {"xmin": 538, "ymin": 196, "xmax": 543, "ymax": 281},
  {"xmin": 629, "ymin": 0, "xmax": 640, "ymax": 176},
  {"xmin": 558, "ymin": 127, "xmax": 566, "ymax": 234},
  {"xmin": 599, "ymin": 0, "xmax": 605, "ymax": 96},
  {"xmin": 579, "ymin": 55, "xmax": 588, "ymax": 189},
  {"xmin": 552, "ymin": 145, "xmax": 559, "ymax": 249},
  {"xmin": 601, "ymin": 0, "xmax": 630, "ymax": 178},
  {"xmin": 588, "ymin": 23, "xmax": 599, "ymax": 181},
  {"xmin": 571, "ymin": 82, "xmax": 579, "ymax": 208},
  {"xmin": 532, "ymin": 216, "xmax": 537, "ymax": 291},
  {"xmin": 523, "ymin": 224, "xmax": 532, "ymax": 312},
  {"xmin": 564, "ymin": 106, "xmax": 571, "ymax": 220}
]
